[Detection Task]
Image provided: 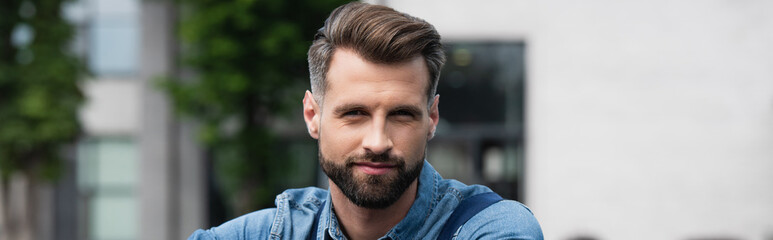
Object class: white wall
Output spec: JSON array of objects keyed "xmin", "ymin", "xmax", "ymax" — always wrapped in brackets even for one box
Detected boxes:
[
  {"xmin": 80, "ymin": 79, "xmax": 140, "ymax": 136},
  {"xmin": 380, "ymin": 0, "xmax": 773, "ymax": 239}
]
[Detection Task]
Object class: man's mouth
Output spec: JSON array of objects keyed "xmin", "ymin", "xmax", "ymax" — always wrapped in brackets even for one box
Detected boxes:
[{"xmin": 352, "ymin": 162, "xmax": 396, "ymax": 175}]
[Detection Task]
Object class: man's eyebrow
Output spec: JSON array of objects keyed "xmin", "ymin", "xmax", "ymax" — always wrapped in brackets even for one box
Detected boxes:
[{"xmin": 333, "ymin": 103, "xmax": 367, "ymax": 115}]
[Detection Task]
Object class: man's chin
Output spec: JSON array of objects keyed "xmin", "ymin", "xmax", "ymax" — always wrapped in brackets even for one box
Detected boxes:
[
  {"xmin": 346, "ymin": 185, "xmax": 407, "ymax": 209},
  {"xmin": 342, "ymin": 172, "xmax": 419, "ymax": 209},
  {"xmin": 320, "ymin": 152, "xmax": 424, "ymax": 209}
]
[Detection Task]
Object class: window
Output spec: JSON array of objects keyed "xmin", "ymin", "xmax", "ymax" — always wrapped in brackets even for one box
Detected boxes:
[
  {"xmin": 65, "ymin": 0, "xmax": 140, "ymax": 76},
  {"xmin": 77, "ymin": 137, "xmax": 138, "ymax": 240},
  {"xmin": 428, "ymin": 42, "xmax": 526, "ymax": 200}
]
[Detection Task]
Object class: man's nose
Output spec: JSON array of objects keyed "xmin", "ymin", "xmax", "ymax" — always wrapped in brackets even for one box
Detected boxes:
[{"xmin": 362, "ymin": 118, "xmax": 393, "ymax": 154}]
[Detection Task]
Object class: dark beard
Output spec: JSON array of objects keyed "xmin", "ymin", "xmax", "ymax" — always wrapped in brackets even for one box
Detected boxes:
[{"xmin": 320, "ymin": 151, "xmax": 423, "ymax": 209}]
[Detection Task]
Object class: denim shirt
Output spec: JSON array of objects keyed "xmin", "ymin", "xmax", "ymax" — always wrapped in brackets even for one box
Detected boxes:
[{"xmin": 189, "ymin": 161, "xmax": 543, "ymax": 240}]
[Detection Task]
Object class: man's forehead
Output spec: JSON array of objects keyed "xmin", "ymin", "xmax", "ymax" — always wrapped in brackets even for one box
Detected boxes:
[{"xmin": 323, "ymin": 49, "xmax": 429, "ymax": 105}]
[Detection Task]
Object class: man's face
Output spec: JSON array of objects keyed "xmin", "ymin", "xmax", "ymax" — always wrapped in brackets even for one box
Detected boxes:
[{"xmin": 302, "ymin": 48, "xmax": 440, "ymax": 209}]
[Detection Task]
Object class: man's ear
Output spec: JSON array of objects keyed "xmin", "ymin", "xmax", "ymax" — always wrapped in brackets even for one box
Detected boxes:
[
  {"xmin": 303, "ymin": 91, "xmax": 321, "ymax": 139},
  {"xmin": 428, "ymin": 94, "xmax": 440, "ymax": 140}
]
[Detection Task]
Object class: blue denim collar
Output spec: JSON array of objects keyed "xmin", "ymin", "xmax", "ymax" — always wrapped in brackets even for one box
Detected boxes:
[{"xmin": 321, "ymin": 160, "xmax": 438, "ymax": 240}]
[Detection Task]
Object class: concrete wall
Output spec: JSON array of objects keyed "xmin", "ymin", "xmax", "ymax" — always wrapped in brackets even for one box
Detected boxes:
[
  {"xmin": 378, "ymin": 0, "xmax": 773, "ymax": 239},
  {"xmin": 80, "ymin": 79, "xmax": 140, "ymax": 136},
  {"xmin": 139, "ymin": 1, "xmax": 206, "ymax": 239}
]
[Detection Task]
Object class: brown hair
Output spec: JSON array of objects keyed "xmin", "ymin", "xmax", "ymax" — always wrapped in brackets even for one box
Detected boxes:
[{"xmin": 308, "ymin": 2, "xmax": 446, "ymax": 107}]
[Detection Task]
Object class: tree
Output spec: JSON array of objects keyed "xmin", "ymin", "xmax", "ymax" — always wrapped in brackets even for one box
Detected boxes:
[
  {"xmin": 161, "ymin": 0, "xmax": 350, "ymax": 216},
  {"xmin": 0, "ymin": 0, "xmax": 85, "ymax": 239}
]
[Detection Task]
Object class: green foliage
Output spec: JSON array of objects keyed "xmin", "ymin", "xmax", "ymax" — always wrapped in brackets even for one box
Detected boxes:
[
  {"xmin": 0, "ymin": 0, "xmax": 85, "ymax": 180},
  {"xmin": 161, "ymin": 0, "xmax": 350, "ymax": 213}
]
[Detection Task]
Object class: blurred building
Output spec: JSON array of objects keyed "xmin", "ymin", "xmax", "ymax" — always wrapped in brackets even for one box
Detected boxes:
[
  {"xmin": 58, "ymin": 0, "xmax": 205, "ymax": 239},
  {"xmin": 35, "ymin": 0, "xmax": 773, "ymax": 239},
  {"xmin": 373, "ymin": 0, "xmax": 773, "ymax": 239}
]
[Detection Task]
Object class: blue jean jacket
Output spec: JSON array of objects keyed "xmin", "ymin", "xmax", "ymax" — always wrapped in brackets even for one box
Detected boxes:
[{"xmin": 189, "ymin": 161, "xmax": 543, "ymax": 239}]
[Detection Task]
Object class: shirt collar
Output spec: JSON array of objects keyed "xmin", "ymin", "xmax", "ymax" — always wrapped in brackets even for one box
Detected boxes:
[{"xmin": 322, "ymin": 196, "xmax": 344, "ymax": 239}]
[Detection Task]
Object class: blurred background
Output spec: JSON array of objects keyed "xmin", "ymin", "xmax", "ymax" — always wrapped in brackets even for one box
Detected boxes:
[{"xmin": 1, "ymin": 0, "xmax": 772, "ymax": 239}]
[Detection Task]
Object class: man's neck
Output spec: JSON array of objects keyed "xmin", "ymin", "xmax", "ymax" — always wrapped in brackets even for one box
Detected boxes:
[{"xmin": 328, "ymin": 179, "xmax": 418, "ymax": 240}]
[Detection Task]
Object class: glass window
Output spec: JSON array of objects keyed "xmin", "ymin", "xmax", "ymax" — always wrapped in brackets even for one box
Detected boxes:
[
  {"xmin": 87, "ymin": 0, "xmax": 139, "ymax": 76},
  {"xmin": 428, "ymin": 42, "xmax": 526, "ymax": 201},
  {"xmin": 436, "ymin": 43, "xmax": 525, "ymax": 126},
  {"xmin": 78, "ymin": 137, "xmax": 138, "ymax": 240}
]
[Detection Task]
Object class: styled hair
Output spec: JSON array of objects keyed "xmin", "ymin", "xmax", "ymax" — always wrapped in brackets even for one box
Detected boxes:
[{"xmin": 308, "ymin": 2, "xmax": 446, "ymax": 107}]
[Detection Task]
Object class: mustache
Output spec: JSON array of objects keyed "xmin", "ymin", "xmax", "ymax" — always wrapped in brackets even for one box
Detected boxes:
[{"xmin": 345, "ymin": 152, "xmax": 404, "ymax": 166}]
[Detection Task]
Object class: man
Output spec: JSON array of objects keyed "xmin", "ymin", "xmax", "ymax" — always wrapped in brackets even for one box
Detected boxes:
[{"xmin": 189, "ymin": 2, "xmax": 542, "ymax": 239}]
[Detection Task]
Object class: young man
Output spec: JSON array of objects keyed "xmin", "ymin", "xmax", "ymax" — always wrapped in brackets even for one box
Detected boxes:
[{"xmin": 189, "ymin": 2, "xmax": 542, "ymax": 239}]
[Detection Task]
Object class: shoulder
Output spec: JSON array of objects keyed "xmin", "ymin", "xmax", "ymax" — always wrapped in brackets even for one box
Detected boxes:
[
  {"xmin": 437, "ymin": 178, "xmax": 492, "ymax": 200},
  {"xmin": 432, "ymin": 177, "xmax": 542, "ymax": 239},
  {"xmin": 187, "ymin": 208, "xmax": 278, "ymax": 240},
  {"xmin": 186, "ymin": 187, "xmax": 329, "ymax": 240},
  {"xmin": 276, "ymin": 186, "xmax": 328, "ymax": 209},
  {"xmin": 456, "ymin": 200, "xmax": 543, "ymax": 240}
]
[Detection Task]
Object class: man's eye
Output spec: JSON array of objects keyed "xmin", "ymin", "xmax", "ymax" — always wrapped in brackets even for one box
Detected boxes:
[
  {"xmin": 343, "ymin": 110, "xmax": 366, "ymax": 116},
  {"xmin": 393, "ymin": 110, "xmax": 415, "ymax": 117}
]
